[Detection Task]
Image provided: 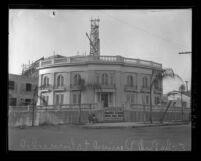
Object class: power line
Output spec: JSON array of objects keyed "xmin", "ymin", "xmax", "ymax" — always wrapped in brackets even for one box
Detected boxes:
[{"xmin": 99, "ymin": 11, "xmax": 189, "ymax": 49}]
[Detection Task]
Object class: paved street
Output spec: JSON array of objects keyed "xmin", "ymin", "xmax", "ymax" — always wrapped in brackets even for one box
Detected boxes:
[{"xmin": 9, "ymin": 124, "xmax": 191, "ymax": 151}]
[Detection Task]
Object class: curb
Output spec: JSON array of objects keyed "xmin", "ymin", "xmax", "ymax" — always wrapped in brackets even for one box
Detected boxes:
[{"xmin": 82, "ymin": 122, "xmax": 190, "ymax": 129}]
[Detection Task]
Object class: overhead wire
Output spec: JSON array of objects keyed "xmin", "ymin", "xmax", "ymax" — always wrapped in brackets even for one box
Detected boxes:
[{"xmin": 99, "ymin": 10, "xmax": 189, "ymax": 49}]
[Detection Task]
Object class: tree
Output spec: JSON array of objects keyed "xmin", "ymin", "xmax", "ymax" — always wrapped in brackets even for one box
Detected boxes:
[
  {"xmin": 166, "ymin": 84, "xmax": 186, "ymax": 122},
  {"xmin": 149, "ymin": 68, "xmax": 183, "ymax": 124},
  {"xmin": 78, "ymin": 78, "xmax": 102, "ymax": 124},
  {"xmin": 30, "ymin": 85, "xmax": 49, "ymax": 126},
  {"xmin": 141, "ymin": 91, "xmax": 147, "ymax": 123}
]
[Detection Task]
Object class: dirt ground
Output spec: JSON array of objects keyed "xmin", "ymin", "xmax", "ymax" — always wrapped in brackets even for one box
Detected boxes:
[{"xmin": 8, "ymin": 124, "xmax": 191, "ymax": 151}]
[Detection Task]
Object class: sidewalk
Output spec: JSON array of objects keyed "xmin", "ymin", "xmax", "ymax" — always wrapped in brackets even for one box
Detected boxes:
[{"xmin": 82, "ymin": 121, "xmax": 190, "ymax": 129}]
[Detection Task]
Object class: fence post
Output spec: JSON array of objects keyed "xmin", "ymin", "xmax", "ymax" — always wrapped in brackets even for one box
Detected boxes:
[{"xmin": 32, "ymin": 105, "xmax": 35, "ymax": 126}]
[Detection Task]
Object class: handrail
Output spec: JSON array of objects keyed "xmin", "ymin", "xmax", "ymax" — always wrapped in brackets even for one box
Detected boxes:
[{"xmin": 34, "ymin": 55, "xmax": 162, "ymax": 69}]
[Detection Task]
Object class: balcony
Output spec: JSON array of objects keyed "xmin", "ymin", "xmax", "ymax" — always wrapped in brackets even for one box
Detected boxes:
[
  {"xmin": 37, "ymin": 55, "xmax": 162, "ymax": 70},
  {"xmin": 124, "ymin": 85, "xmax": 138, "ymax": 92},
  {"xmin": 40, "ymin": 85, "xmax": 53, "ymax": 92},
  {"xmin": 70, "ymin": 84, "xmax": 82, "ymax": 91},
  {"xmin": 54, "ymin": 85, "xmax": 66, "ymax": 91},
  {"xmin": 100, "ymin": 84, "xmax": 115, "ymax": 89},
  {"xmin": 140, "ymin": 86, "xmax": 150, "ymax": 92}
]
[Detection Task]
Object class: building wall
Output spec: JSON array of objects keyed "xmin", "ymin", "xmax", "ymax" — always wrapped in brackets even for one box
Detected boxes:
[
  {"xmin": 9, "ymin": 74, "xmax": 38, "ymax": 106},
  {"xmin": 168, "ymin": 94, "xmax": 191, "ymax": 108},
  {"xmin": 37, "ymin": 63, "xmax": 162, "ymax": 108}
]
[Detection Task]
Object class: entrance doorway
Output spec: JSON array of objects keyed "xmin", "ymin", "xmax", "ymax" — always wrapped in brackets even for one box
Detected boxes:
[{"xmin": 101, "ymin": 93, "xmax": 108, "ymax": 108}]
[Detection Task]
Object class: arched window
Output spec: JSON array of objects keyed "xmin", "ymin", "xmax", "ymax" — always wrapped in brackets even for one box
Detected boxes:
[
  {"xmin": 143, "ymin": 77, "xmax": 148, "ymax": 88},
  {"xmin": 102, "ymin": 73, "xmax": 108, "ymax": 85},
  {"xmin": 127, "ymin": 75, "xmax": 133, "ymax": 87},
  {"xmin": 74, "ymin": 74, "xmax": 81, "ymax": 85},
  {"xmin": 43, "ymin": 76, "xmax": 49, "ymax": 87},
  {"xmin": 57, "ymin": 75, "xmax": 64, "ymax": 87}
]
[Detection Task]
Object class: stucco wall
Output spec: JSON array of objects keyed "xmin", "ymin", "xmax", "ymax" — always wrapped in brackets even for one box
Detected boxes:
[
  {"xmin": 37, "ymin": 63, "xmax": 162, "ymax": 107},
  {"xmin": 8, "ymin": 108, "xmax": 191, "ymax": 127}
]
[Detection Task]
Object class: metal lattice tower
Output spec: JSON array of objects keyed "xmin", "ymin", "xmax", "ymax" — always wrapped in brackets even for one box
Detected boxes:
[{"xmin": 86, "ymin": 18, "xmax": 100, "ymax": 56}]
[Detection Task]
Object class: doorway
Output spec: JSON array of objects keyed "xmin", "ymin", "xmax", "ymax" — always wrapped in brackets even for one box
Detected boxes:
[{"xmin": 101, "ymin": 93, "xmax": 108, "ymax": 108}]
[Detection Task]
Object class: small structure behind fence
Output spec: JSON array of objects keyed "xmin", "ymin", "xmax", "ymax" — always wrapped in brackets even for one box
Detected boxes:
[{"xmin": 8, "ymin": 103, "xmax": 191, "ymax": 127}]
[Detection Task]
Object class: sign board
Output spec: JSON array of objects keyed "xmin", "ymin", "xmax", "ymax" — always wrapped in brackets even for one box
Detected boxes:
[{"xmin": 104, "ymin": 108, "xmax": 124, "ymax": 121}]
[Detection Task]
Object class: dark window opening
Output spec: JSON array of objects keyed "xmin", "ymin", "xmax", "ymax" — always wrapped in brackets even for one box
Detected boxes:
[
  {"xmin": 26, "ymin": 83, "xmax": 32, "ymax": 91},
  {"xmin": 9, "ymin": 81, "xmax": 15, "ymax": 90},
  {"xmin": 25, "ymin": 99, "xmax": 31, "ymax": 105},
  {"xmin": 9, "ymin": 98, "xmax": 17, "ymax": 106}
]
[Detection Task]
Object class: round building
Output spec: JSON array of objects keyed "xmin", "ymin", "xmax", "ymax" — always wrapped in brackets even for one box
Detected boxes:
[{"xmin": 35, "ymin": 18, "xmax": 163, "ymax": 109}]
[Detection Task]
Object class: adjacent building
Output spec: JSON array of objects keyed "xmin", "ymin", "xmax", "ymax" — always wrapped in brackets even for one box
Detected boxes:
[
  {"xmin": 167, "ymin": 91, "xmax": 191, "ymax": 108},
  {"xmin": 8, "ymin": 74, "xmax": 38, "ymax": 106}
]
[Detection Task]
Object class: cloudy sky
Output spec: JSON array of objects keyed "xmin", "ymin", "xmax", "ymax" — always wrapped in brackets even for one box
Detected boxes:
[{"xmin": 9, "ymin": 9, "xmax": 191, "ymax": 94}]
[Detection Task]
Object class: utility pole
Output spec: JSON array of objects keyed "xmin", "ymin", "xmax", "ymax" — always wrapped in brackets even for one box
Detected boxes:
[
  {"xmin": 185, "ymin": 81, "xmax": 188, "ymax": 93},
  {"xmin": 178, "ymin": 51, "xmax": 191, "ymax": 54}
]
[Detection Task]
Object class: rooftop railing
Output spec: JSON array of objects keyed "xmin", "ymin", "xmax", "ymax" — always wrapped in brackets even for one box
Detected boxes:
[{"xmin": 36, "ymin": 55, "xmax": 162, "ymax": 69}]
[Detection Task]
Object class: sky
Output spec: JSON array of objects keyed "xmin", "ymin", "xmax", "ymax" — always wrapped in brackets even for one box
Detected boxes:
[{"xmin": 9, "ymin": 9, "xmax": 192, "ymax": 94}]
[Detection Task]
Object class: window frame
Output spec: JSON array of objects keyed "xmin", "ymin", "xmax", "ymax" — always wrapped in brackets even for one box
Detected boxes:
[
  {"xmin": 127, "ymin": 75, "xmax": 133, "ymax": 87},
  {"xmin": 143, "ymin": 77, "xmax": 148, "ymax": 88},
  {"xmin": 102, "ymin": 73, "xmax": 108, "ymax": 85},
  {"xmin": 57, "ymin": 75, "xmax": 64, "ymax": 87},
  {"xmin": 9, "ymin": 81, "xmax": 15, "ymax": 90},
  {"xmin": 74, "ymin": 74, "xmax": 81, "ymax": 86},
  {"xmin": 9, "ymin": 97, "xmax": 17, "ymax": 106},
  {"xmin": 26, "ymin": 83, "xmax": 32, "ymax": 92}
]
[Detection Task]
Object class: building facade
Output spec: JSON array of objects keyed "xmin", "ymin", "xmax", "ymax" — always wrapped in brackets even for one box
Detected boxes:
[
  {"xmin": 36, "ymin": 55, "xmax": 163, "ymax": 108},
  {"xmin": 8, "ymin": 74, "xmax": 38, "ymax": 106},
  {"xmin": 167, "ymin": 92, "xmax": 191, "ymax": 108}
]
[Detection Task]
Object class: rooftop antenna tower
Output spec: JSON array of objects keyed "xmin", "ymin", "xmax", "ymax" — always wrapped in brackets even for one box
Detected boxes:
[{"xmin": 86, "ymin": 17, "xmax": 100, "ymax": 56}]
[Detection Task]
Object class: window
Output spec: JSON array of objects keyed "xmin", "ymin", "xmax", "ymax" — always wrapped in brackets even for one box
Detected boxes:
[
  {"xmin": 109, "ymin": 93, "xmax": 113, "ymax": 104},
  {"xmin": 9, "ymin": 98, "xmax": 17, "ymax": 106},
  {"xmin": 143, "ymin": 77, "xmax": 148, "ymax": 88},
  {"xmin": 73, "ymin": 94, "xmax": 77, "ymax": 104},
  {"xmin": 155, "ymin": 96, "xmax": 160, "ymax": 105},
  {"xmin": 72, "ymin": 93, "xmax": 81, "ymax": 104},
  {"xmin": 97, "ymin": 93, "xmax": 101, "ymax": 102},
  {"xmin": 127, "ymin": 94, "xmax": 130, "ymax": 102},
  {"xmin": 73, "ymin": 74, "xmax": 81, "ymax": 86},
  {"xmin": 154, "ymin": 80, "xmax": 159, "ymax": 89},
  {"xmin": 9, "ymin": 81, "xmax": 15, "ymax": 90},
  {"xmin": 56, "ymin": 94, "xmax": 63, "ymax": 105},
  {"xmin": 110, "ymin": 74, "xmax": 113, "ymax": 85},
  {"xmin": 102, "ymin": 73, "xmax": 108, "ymax": 85},
  {"xmin": 25, "ymin": 99, "xmax": 31, "ymax": 105},
  {"xmin": 26, "ymin": 83, "xmax": 32, "ymax": 91},
  {"xmin": 57, "ymin": 75, "xmax": 64, "ymax": 87},
  {"xmin": 131, "ymin": 95, "xmax": 134, "ymax": 104},
  {"xmin": 127, "ymin": 75, "xmax": 133, "ymax": 87},
  {"xmin": 127, "ymin": 94, "xmax": 135, "ymax": 104},
  {"xmin": 146, "ymin": 95, "xmax": 149, "ymax": 104},
  {"xmin": 56, "ymin": 95, "xmax": 59, "ymax": 105},
  {"xmin": 43, "ymin": 76, "xmax": 49, "ymax": 87},
  {"xmin": 41, "ymin": 95, "xmax": 48, "ymax": 105},
  {"xmin": 46, "ymin": 96, "xmax": 49, "ymax": 105},
  {"xmin": 96, "ymin": 75, "xmax": 99, "ymax": 84}
]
